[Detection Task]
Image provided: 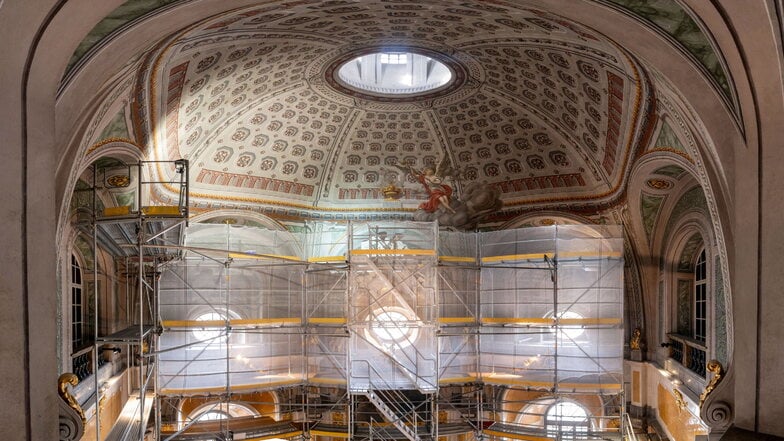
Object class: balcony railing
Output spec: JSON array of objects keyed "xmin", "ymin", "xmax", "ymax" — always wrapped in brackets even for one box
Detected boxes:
[
  {"xmin": 71, "ymin": 345, "xmax": 107, "ymax": 381},
  {"xmin": 667, "ymin": 334, "xmax": 706, "ymax": 378}
]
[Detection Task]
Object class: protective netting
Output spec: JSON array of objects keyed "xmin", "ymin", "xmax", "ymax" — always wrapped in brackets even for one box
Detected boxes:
[{"xmin": 155, "ymin": 222, "xmax": 622, "ymax": 397}]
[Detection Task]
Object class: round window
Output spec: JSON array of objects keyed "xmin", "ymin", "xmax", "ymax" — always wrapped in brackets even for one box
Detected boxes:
[
  {"xmin": 551, "ymin": 310, "xmax": 586, "ymax": 341},
  {"xmin": 366, "ymin": 307, "xmax": 419, "ymax": 349},
  {"xmin": 191, "ymin": 312, "xmax": 226, "ymax": 343}
]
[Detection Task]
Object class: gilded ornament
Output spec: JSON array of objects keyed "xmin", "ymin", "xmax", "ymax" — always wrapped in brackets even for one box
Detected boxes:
[
  {"xmin": 107, "ymin": 175, "xmax": 131, "ymax": 188},
  {"xmin": 646, "ymin": 178, "xmax": 672, "ymax": 190},
  {"xmin": 699, "ymin": 360, "xmax": 724, "ymax": 407},
  {"xmin": 381, "ymin": 183, "xmax": 403, "ymax": 200},
  {"xmin": 630, "ymin": 327, "xmax": 642, "ymax": 350},
  {"xmin": 58, "ymin": 373, "xmax": 86, "ymax": 425},
  {"xmin": 673, "ymin": 388, "xmax": 687, "ymax": 413}
]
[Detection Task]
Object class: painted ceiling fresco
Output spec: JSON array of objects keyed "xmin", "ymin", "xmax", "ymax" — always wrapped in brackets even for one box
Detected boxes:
[
  {"xmin": 604, "ymin": 0, "xmax": 731, "ymax": 102},
  {"xmin": 66, "ymin": 0, "xmax": 181, "ymax": 74},
  {"xmin": 136, "ymin": 0, "xmax": 653, "ymax": 219},
  {"xmin": 66, "ymin": 0, "xmax": 732, "ymax": 108}
]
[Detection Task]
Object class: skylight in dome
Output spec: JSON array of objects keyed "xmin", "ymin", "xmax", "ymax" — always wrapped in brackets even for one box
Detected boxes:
[{"xmin": 337, "ymin": 51, "xmax": 452, "ymax": 95}]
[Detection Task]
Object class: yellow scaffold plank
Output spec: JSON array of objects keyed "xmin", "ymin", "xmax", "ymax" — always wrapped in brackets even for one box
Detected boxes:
[
  {"xmin": 141, "ymin": 205, "xmax": 181, "ymax": 216},
  {"xmin": 480, "ymin": 317, "xmax": 621, "ymax": 325},
  {"xmin": 103, "ymin": 205, "xmax": 131, "ymax": 216},
  {"xmin": 307, "ymin": 255, "xmax": 347, "ymax": 262},
  {"xmin": 439, "ymin": 256, "xmax": 477, "ymax": 263},
  {"xmin": 481, "ymin": 317, "xmax": 552, "ymax": 325},
  {"xmin": 228, "ymin": 252, "xmax": 301, "ymax": 261},
  {"xmin": 310, "ymin": 429, "xmax": 350, "ymax": 438},
  {"xmin": 350, "ymin": 249, "xmax": 436, "ymax": 256},
  {"xmin": 308, "ymin": 377, "xmax": 348, "ymax": 385},
  {"xmin": 481, "ymin": 253, "xmax": 554, "ymax": 263},
  {"xmin": 309, "ymin": 317, "xmax": 347, "ymax": 324},
  {"xmin": 483, "ymin": 430, "xmax": 555, "ymax": 441},
  {"xmin": 161, "ymin": 318, "xmax": 302, "ymax": 328},
  {"xmin": 439, "ymin": 317, "xmax": 476, "ymax": 324},
  {"xmin": 481, "ymin": 250, "xmax": 622, "ymax": 263},
  {"xmin": 231, "ymin": 318, "xmax": 302, "ymax": 326}
]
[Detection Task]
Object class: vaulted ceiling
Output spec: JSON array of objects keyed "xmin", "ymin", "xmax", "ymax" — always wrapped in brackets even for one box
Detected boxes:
[
  {"xmin": 126, "ymin": 0, "xmax": 658, "ymax": 222},
  {"xmin": 60, "ymin": 0, "xmax": 745, "ymax": 234}
]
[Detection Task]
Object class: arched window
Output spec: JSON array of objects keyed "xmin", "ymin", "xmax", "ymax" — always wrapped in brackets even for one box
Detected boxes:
[
  {"xmin": 694, "ymin": 249, "xmax": 707, "ymax": 343},
  {"xmin": 71, "ymin": 254, "xmax": 86, "ymax": 350},
  {"xmin": 188, "ymin": 402, "xmax": 258, "ymax": 425},
  {"xmin": 195, "ymin": 410, "xmax": 229, "ymax": 421},
  {"xmin": 666, "ymin": 231, "xmax": 709, "ymax": 378},
  {"xmin": 545, "ymin": 400, "xmax": 590, "ymax": 439}
]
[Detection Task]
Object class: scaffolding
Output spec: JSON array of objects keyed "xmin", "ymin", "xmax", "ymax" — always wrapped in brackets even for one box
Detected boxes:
[
  {"xmin": 151, "ymin": 221, "xmax": 625, "ymax": 441},
  {"xmin": 86, "ymin": 159, "xmax": 189, "ymax": 441},
  {"xmin": 82, "ymin": 188, "xmax": 627, "ymax": 441}
]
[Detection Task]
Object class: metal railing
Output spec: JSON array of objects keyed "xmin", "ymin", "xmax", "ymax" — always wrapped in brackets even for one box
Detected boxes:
[
  {"xmin": 352, "ymin": 360, "xmax": 433, "ymax": 441},
  {"xmin": 623, "ymin": 412, "xmax": 638, "ymax": 441},
  {"xmin": 667, "ymin": 334, "xmax": 707, "ymax": 377}
]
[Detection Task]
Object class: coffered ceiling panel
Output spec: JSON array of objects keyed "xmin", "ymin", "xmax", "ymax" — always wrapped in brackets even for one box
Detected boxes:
[{"xmin": 143, "ymin": 0, "xmax": 650, "ymax": 218}]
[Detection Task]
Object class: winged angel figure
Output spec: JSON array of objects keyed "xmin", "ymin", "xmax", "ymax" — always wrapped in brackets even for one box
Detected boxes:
[
  {"xmin": 395, "ymin": 156, "xmax": 459, "ymax": 214},
  {"xmin": 393, "ymin": 155, "xmax": 502, "ymax": 229}
]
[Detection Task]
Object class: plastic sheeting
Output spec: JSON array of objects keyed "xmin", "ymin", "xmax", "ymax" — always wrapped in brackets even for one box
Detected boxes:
[{"xmin": 155, "ymin": 222, "xmax": 623, "ymax": 396}]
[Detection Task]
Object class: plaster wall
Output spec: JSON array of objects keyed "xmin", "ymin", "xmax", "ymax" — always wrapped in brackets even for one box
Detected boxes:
[{"xmin": 2, "ymin": 0, "xmax": 784, "ymax": 438}]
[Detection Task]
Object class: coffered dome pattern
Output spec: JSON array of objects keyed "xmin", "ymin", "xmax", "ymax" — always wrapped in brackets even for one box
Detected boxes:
[{"xmin": 143, "ymin": 0, "xmax": 650, "ymax": 219}]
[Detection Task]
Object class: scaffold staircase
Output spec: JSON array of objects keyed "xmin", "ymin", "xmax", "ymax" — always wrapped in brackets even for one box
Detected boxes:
[
  {"xmin": 363, "ymin": 390, "xmax": 422, "ymax": 441},
  {"xmin": 352, "ymin": 255, "xmax": 437, "ymax": 394}
]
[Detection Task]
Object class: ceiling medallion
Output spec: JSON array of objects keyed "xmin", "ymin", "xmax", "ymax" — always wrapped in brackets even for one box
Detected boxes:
[
  {"xmin": 646, "ymin": 178, "xmax": 673, "ymax": 190},
  {"xmin": 325, "ymin": 46, "xmax": 467, "ymax": 102},
  {"xmin": 106, "ymin": 175, "xmax": 131, "ymax": 188}
]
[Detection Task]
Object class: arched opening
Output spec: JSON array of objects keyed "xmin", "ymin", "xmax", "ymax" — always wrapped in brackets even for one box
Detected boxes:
[{"xmin": 545, "ymin": 400, "xmax": 591, "ymax": 439}]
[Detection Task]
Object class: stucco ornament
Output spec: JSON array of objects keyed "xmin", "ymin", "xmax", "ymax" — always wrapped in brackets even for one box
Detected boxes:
[
  {"xmin": 699, "ymin": 360, "xmax": 724, "ymax": 407},
  {"xmin": 699, "ymin": 360, "xmax": 734, "ymax": 439},
  {"xmin": 630, "ymin": 327, "xmax": 642, "ymax": 350},
  {"xmin": 58, "ymin": 373, "xmax": 85, "ymax": 441}
]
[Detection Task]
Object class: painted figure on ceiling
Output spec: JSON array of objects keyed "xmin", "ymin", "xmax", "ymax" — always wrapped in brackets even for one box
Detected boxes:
[
  {"xmin": 390, "ymin": 154, "xmax": 502, "ymax": 230},
  {"xmin": 398, "ymin": 157, "xmax": 457, "ymax": 214}
]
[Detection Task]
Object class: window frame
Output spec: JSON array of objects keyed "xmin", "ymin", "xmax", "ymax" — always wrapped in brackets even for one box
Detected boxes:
[
  {"xmin": 70, "ymin": 253, "xmax": 87, "ymax": 351},
  {"xmin": 693, "ymin": 248, "xmax": 707, "ymax": 343},
  {"xmin": 544, "ymin": 400, "xmax": 591, "ymax": 440}
]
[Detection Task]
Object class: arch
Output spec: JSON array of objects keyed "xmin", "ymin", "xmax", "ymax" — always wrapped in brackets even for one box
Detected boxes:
[
  {"xmin": 8, "ymin": 0, "xmax": 782, "ymax": 437},
  {"xmin": 501, "ymin": 391, "xmax": 607, "ymax": 433},
  {"xmin": 177, "ymin": 391, "xmax": 279, "ymax": 428}
]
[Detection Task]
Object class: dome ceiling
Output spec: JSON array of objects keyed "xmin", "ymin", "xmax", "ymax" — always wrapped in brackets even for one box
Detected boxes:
[{"xmin": 140, "ymin": 0, "xmax": 652, "ymax": 221}]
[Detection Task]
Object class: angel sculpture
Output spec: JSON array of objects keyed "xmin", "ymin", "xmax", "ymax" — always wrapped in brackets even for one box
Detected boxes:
[{"xmin": 396, "ymin": 157, "xmax": 459, "ymax": 214}]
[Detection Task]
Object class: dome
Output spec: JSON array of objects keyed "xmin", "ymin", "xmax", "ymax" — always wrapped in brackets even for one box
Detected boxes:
[{"xmin": 141, "ymin": 1, "xmax": 650, "ymax": 224}]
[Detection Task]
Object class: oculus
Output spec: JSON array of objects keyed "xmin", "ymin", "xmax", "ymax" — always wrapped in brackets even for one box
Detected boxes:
[
  {"xmin": 327, "ymin": 47, "xmax": 466, "ymax": 101},
  {"xmin": 337, "ymin": 51, "xmax": 453, "ymax": 95}
]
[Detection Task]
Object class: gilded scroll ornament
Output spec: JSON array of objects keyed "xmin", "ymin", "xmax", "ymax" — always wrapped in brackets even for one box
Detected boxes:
[
  {"xmin": 58, "ymin": 373, "xmax": 86, "ymax": 425},
  {"xmin": 699, "ymin": 360, "xmax": 724, "ymax": 407}
]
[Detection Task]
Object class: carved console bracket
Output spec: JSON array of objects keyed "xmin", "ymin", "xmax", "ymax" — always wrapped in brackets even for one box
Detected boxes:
[
  {"xmin": 58, "ymin": 373, "xmax": 85, "ymax": 441},
  {"xmin": 699, "ymin": 360, "xmax": 733, "ymax": 440}
]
